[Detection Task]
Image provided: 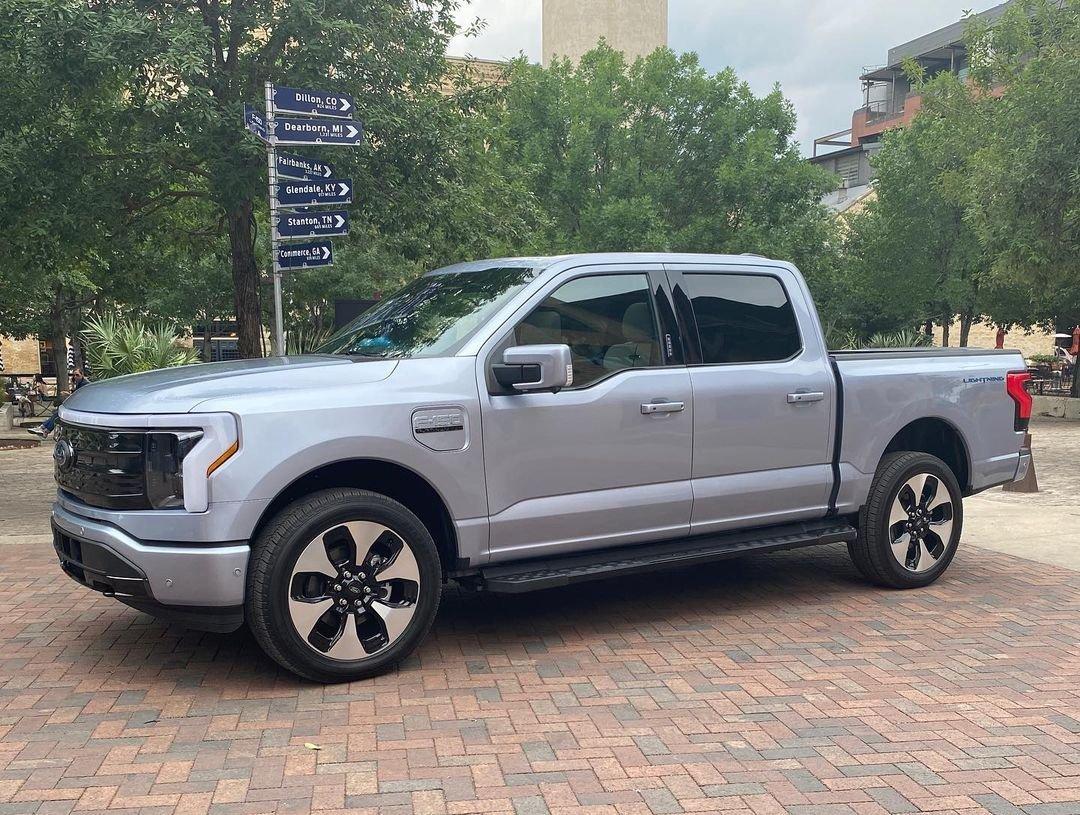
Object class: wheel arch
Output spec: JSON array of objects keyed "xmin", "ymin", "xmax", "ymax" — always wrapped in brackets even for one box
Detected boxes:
[
  {"xmin": 250, "ymin": 458, "xmax": 459, "ymax": 575},
  {"xmin": 881, "ymin": 417, "xmax": 972, "ymax": 493}
]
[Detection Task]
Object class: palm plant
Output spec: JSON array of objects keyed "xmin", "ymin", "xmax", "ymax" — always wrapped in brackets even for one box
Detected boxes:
[
  {"xmin": 866, "ymin": 328, "xmax": 934, "ymax": 349},
  {"xmin": 82, "ymin": 315, "xmax": 201, "ymax": 379}
]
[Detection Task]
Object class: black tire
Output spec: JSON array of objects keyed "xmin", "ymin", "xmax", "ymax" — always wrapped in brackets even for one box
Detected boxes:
[
  {"xmin": 247, "ymin": 488, "xmax": 441, "ymax": 682},
  {"xmin": 848, "ymin": 451, "xmax": 963, "ymax": 589}
]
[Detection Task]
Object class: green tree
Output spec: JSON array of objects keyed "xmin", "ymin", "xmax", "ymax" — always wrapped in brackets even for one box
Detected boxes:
[{"xmin": 486, "ymin": 45, "xmax": 840, "ymax": 279}]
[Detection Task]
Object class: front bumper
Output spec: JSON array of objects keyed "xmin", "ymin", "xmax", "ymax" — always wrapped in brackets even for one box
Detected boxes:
[{"xmin": 52, "ymin": 502, "xmax": 249, "ymax": 610}]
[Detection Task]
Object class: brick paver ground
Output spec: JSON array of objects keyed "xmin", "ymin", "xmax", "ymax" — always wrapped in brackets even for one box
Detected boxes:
[{"xmin": 0, "ymin": 539, "xmax": 1077, "ymax": 815}]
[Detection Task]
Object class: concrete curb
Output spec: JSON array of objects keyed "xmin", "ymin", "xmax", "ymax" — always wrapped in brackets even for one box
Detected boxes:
[{"xmin": 1033, "ymin": 395, "xmax": 1080, "ymax": 420}]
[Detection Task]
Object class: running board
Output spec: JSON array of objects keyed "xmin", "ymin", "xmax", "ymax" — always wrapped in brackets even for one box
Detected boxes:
[{"xmin": 480, "ymin": 519, "xmax": 857, "ymax": 593}]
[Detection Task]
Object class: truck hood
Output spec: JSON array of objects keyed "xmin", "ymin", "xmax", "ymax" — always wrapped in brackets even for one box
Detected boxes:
[{"xmin": 61, "ymin": 356, "xmax": 398, "ymax": 415}]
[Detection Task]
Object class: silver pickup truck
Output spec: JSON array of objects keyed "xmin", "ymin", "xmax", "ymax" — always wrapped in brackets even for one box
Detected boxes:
[{"xmin": 51, "ymin": 253, "xmax": 1033, "ymax": 681}]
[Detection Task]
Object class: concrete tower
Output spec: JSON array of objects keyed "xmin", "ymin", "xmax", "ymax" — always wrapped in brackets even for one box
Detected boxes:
[{"xmin": 542, "ymin": 0, "xmax": 668, "ymax": 67}]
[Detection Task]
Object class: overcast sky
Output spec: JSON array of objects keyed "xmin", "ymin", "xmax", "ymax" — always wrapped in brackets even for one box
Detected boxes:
[{"xmin": 449, "ymin": 0, "xmax": 1004, "ymax": 155}]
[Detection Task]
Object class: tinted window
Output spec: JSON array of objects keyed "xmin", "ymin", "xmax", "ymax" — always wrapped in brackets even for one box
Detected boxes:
[
  {"xmin": 684, "ymin": 274, "xmax": 800, "ymax": 364},
  {"xmin": 320, "ymin": 267, "xmax": 534, "ymax": 359},
  {"xmin": 514, "ymin": 274, "xmax": 660, "ymax": 388}
]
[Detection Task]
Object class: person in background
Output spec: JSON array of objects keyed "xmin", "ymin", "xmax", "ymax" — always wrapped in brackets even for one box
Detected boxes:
[{"xmin": 28, "ymin": 369, "xmax": 88, "ymax": 438}]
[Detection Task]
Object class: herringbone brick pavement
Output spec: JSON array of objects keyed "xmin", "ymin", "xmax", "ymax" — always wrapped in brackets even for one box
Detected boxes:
[{"xmin": 0, "ymin": 541, "xmax": 1077, "ymax": 815}]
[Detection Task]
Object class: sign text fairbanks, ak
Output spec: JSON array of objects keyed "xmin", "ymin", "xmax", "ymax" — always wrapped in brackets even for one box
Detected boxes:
[
  {"xmin": 275, "ymin": 179, "xmax": 352, "ymax": 207},
  {"xmin": 272, "ymin": 86, "xmax": 354, "ymax": 119},
  {"xmin": 272, "ymin": 117, "xmax": 362, "ymax": 146},
  {"xmin": 276, "ymin": 151, "xmax": 334, "ymax": 180},
  {"xmin": 275, "ymin": 241, "xmax": 333, "ymax": 270},
  {"xmin": 274, "ymin": 210, "xmax": 349, "ymax": 240}
]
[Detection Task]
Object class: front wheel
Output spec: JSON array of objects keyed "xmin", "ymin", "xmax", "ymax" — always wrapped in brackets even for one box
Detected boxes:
[
  {"xmin": 848, "ymin": 451, "xmax": 963, "ymax": 588},
  {"xmin": 247, "ymin": 488, "xmax": 442, "ymax": 682}
]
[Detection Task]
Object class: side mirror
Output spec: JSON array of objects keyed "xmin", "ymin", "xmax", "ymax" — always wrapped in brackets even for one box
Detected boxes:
[{"xmin": 493, "ymin": 345, "xmax": 573, "ymax": 393}]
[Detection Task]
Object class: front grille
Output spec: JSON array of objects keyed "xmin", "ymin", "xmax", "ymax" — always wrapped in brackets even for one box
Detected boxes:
[{"xmin": 55, "ymin": 422, "xmax": 150, "ymax": 509}]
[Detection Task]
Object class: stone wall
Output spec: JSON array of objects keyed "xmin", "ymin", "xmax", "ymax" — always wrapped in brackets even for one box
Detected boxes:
[
  {"xmin": 0, "ymin": 337, "xmax": 41, "ymax": 375},
  {"xmin": 543, "ymin": 0, "xmax": 668, "ymax": 66},
  {"xmin": 931, "ymin": 321, "xmax": 1056, "ymax": 359}
]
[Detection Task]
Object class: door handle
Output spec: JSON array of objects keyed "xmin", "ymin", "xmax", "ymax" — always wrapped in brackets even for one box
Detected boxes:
[
  {"xmin": 787, "ymin": 391, "xmax": 825, "ymax": 404},
  {"xmin": 641, "ymin": 401, "xmax": 685, "ymax": 415}
]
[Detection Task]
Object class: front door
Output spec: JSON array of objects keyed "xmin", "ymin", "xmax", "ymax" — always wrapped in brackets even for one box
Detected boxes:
[
  {"xmin": 478, "ymin": 266, "xmax": 694, "ymax": 562},
  {"xmin": 667, "ymin": 265, "xmax": 835, "ymax": 535}
]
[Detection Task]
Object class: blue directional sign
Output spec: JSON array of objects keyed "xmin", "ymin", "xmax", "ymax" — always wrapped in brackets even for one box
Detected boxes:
[
  {"xmin": 272, "ymin": 86, "xmax": 355, "ymax": 119},
  {"xmin": 276, "ymin": 241, "xmax": 333, "ymax": 270},
  {"xmin": 277, "ymin": 151, "xmax": 334, "ymax": 180},
  {"xmin": 273, "ymin": 117, "xmax": 363, "ymax": 146},
  {"xmin": 275, "ymin": 210, "xmax": 349, "ymax": 240},
  {"xmin": 275, "ymin": 179, "xmax": 352, "ymax": 207},
  {"xmin": 243, "ymin": 105, "xmax": 268, "ymax": 141}
]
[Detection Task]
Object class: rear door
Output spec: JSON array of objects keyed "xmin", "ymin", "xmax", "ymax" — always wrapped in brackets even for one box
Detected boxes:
[
  {"xmin": 477, "ymin": 264, "xmax": 694, "ymax": 562},
  {"xmin": 665, "ymin": 263, "xmax": 835, "ymax": 535}
]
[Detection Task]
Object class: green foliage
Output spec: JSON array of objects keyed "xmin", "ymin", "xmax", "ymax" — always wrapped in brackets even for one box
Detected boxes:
[
  {"xmin": 81, "ymin": 315, "xmax": 201, "ymax": 378},
  {"xmin": 865, "ymin": 328, "xmax": 933, "ymax": 349},
  {"xmin": 841, "ymin": 0, "xmax": 1079, "ymax": 369},
  {"xmin": 486, "ymin": 45, "xmax": 841, "ymax": 278}
]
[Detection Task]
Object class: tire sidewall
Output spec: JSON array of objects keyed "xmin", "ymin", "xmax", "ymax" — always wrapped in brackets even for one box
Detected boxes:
[
  {"xmin": 254, "ymin": 491, "xmax": 441, "ymax": 682},
  {"xmin": 872, "ymin": 454, "xmax": 963, "ymax": 588}
]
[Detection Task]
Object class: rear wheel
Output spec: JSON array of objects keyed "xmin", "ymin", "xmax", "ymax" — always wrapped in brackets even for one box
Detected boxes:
[
  {"xmin": 848, "ymin": 451, "xmax": 963, "ymax": 588},
  {"xmin": 247, "ymin": 488, "xmax": 441, "ymax": 682}
]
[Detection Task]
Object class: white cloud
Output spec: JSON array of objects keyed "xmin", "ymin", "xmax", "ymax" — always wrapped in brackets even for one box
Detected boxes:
[{"xmin": 450, "ymin": 0, "xmax": 1004, "ymax": 154}]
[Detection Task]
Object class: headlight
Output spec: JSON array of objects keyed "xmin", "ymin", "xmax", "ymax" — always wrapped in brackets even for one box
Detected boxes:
[{"xmin": 145, "ymin": 431, "xmax": 203, "ymax": 509}]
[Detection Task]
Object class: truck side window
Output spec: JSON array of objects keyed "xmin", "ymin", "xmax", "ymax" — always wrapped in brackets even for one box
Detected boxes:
[
  {"xmin": 684, "ymin": 274, "xmax": 800, "ymax": 364},
  {"xmin": 515, "ymin": 274, "xmax": 661, "ymax": 387}
]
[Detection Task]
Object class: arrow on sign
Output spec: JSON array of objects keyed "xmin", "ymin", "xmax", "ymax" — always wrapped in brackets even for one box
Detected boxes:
[
  {"xmin": 272, "ymin": 117, "xmax": 364, "ymax": 146},
  {"xmin": 272, "ymin": 85, "xmax": 356, "ymax": 120},
  {"xmin": 275, "ymin": 240, "xmax": 334, "ymax": 270},
  {"xmin": 275, "ymin": 178, "xmax": 354, "ymax": 207}
]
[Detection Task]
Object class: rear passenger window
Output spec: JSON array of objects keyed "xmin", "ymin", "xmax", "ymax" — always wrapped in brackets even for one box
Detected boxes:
[{"xmin": 684, "ymin": 274, "xmax": 800, "ymax": 364}]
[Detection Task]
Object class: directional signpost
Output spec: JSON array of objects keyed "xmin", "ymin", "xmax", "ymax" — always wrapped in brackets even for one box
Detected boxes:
[
  {"xmin": 243, "ymin": 82, "xmax": 363, "ymax": 355},
  {"xmin": 275, "ymin": 179, "xmax": 352, "ymax": 208},
  {"xmin": 274, "ymin": 210, "xmax": 349, "ymax": 241},
  {"xmin": 275, "ymin": 241, "xmax": 334, "ymax": 270},
  {"xmin": 272, "ymin": 86, "xmax": 354, "ymax": 119},
  {"xmin": 276, "ymin": 152, "xmax": 334, "ymax": 180}
]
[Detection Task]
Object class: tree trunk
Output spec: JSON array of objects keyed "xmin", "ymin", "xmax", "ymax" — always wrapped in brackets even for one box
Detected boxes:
[
  {"xmin": 959, "ymin": 312, "xmax": 973, "ymax": 347},
  {"xmin": 1072, "ymin": 360, "xmax": 1080, "ymax": 399},
  {"xmin": 49, "ymin": 289, "xmax": 69, "ymax": 393},
  {"xmin": 226, "ymin": 199, "xmax": 263, "ymax": 359},
  {"xmin": 201, "ymin": 307, "xmax": 213, "ymax": 362},
  {"xmin": 940, "ymin": 315, "xmax": 951, "ymax": 348}
]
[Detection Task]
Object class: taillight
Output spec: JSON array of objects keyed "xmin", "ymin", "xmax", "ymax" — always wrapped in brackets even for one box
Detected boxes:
[{"xmin": 1006, "ymin": 371, "xmax": 1033, "ymax": 432}]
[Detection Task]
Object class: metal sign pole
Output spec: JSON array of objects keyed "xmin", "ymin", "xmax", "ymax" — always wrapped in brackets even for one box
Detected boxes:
[{"xmin": 265, "ymin": 81, "xmax": 285, "ymax": 356}]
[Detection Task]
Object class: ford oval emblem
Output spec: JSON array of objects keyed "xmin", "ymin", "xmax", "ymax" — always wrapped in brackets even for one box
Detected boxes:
[{"xmin": 53, "ymin": 439, "xmax": 76, "ymax": 472}]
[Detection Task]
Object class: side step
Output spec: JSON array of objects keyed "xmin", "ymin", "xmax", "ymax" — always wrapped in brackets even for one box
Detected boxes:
[{"xmin": 480, "ymin": 519, "xmax": 857, "ymax": 594}]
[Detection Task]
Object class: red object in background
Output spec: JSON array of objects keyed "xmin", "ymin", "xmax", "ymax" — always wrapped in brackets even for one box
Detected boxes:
[
  {"xmin": 1072, "ymin": 326, "xmax": 1080, "ymax": 355},
  {"xmin": 995, "ymin": 327, "xmax": 1006, "ymax": 349}
]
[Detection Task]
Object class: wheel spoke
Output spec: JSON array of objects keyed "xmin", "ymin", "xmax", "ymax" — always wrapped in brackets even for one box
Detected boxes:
[
  {"xmin": 918, "ymin": 476, "xmax": 940, "ymax": 511},
  {"xmin": 890, "ymin": 531, "xmax": 913, "ymax": 565},
  {"xmin": 342, "ymin": 521, "xmax": 388, "ymax": 570},
  {"xmin": 294, "ymin": 538, "xmax": 338, "ymax": 578},
  {"xmin": 888, "ymin": 498, "xmax": 909, "ymax": 536},
  {"xmin": 914, "ymin": 537, "xmax": 937, "ymax": 572},
  {"xmin": 375, "ymin": 541, "xmax": 420, "ymax": 585},
  {"xmin": 371, "ymin": 599, "xmax": 416, "ymax": 646},
  {"xmin": 288, "ymin": 597, "xmax": 333, "ymax": 640},
  {"xmin": 326, "ymin": 613, "xmax": 367, "ymax": 660}
]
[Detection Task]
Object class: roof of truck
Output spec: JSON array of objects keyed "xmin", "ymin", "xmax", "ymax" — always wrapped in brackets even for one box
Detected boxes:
[{"xmin": 427, "ymin": 253, "xmax": 786, "ymax": 275}]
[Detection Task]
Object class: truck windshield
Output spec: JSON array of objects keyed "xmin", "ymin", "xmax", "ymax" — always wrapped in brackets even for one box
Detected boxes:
[{"xmin": 319, "ymin": 266, "xmax": 535, "ymax": 359}]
